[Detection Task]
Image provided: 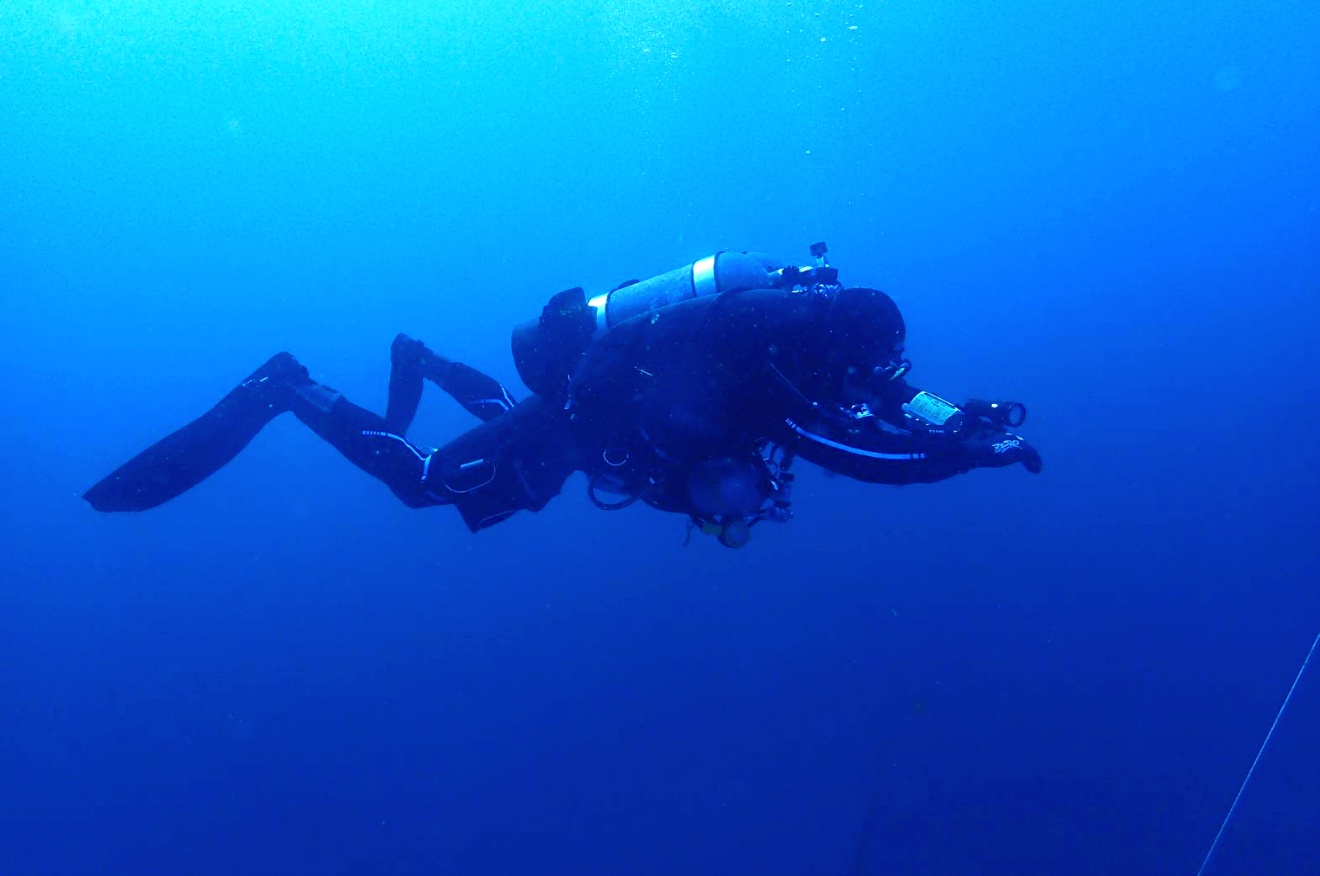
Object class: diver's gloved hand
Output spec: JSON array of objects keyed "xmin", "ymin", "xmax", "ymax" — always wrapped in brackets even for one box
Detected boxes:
[{"xmin": 960, "ymin": 428, "xmax": 1042, "ymax": 474}]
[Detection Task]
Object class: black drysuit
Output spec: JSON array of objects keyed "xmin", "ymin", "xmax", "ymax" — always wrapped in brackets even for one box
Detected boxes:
[{"xmin": 84, "ymin": 288, "xmax": 1040, "ymax": 533}]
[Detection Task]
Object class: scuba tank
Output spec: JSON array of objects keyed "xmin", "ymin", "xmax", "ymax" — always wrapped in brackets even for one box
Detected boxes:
[
  {"xmin": 510, "ymin": 244, "xmax": 840, "ymax": 398},
  {"xmin": 584, "ymin": 251, "xmax": 780, "ymax": 333}
]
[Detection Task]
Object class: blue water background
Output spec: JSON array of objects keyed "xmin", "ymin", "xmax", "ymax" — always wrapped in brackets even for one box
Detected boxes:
[{"xmin": 3, "ymin": 2, "xmax": 1318, "ymax": 873}]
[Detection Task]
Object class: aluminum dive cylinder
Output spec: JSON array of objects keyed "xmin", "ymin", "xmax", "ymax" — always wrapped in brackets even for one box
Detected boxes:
[
  {"xmin": 510, "ymin": 251, "xmax": 780, "ymax": 397},
  {"xmin": 586, "ymin": 251, "xmax": 779, "ymax": 333}
]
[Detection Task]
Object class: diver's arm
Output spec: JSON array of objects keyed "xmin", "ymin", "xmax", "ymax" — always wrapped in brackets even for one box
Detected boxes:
[
  {"xmin": 783, "ymin": 402, "xmax": 1040, "ymax": 485},
  {"xmin": 872, "ymin": 378, "xmax": 1040, "ymax": 471},
  {"xmin": 781, "ymin": 414, "xmax": 969, "ymax": 484}
]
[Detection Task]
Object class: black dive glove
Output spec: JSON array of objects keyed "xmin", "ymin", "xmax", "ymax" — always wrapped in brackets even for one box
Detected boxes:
[
  {"xmin": 950, "ymin": 398, "xmax": 1040, "ymax": 474},
  {"xmin": 899, "ymin": 392, "xmax": 1041, "ymax": 473},
  {"xmin": 957, "ymin": 397, "xmax": 1041, "ymax": 473},
  {"xmin": 960, "ymin": 427, "xmax": 1042, "ymax": 473}
]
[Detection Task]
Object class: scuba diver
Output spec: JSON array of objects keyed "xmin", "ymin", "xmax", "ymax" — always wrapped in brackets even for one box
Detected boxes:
[{"xmin": 84, "ymin": 243, "xmax": 1042, "ymax": 547}]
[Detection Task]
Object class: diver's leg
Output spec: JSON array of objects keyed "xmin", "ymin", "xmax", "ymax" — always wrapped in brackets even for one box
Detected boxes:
[
  {"xmin": 419, "ymin": 394, "xmax": 577, "ymax": 531},
  {"xmin": 84, "ymin": 352, "xmax": 449, "ymax": 513},
  {"xmin": 298, "ymin": 389, "xmax": 577, "ymax": 526},
  {"xmin": 289, "ymin": 385, "xmax": 441, "ymax": 509},
  {"xmin": 82, "ymin": 345, "xmax": 564, "ymax": 518},
  {"xmin": 435, "ymin": 359, "xmax": 518, "ymax": 422},
  {"xmin": 84, "ymin": 353, "xmax": 310, "ymax": 512},
  {"xmin": 389, "ymin": 333, "xmax": 518, "ymax": 427},
  {"xmin": 85, "ymin": 348, "xmax": 577, "ymax": 527}
]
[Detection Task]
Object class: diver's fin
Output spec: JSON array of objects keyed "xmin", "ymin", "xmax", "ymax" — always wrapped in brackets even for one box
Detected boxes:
[
  {"xmin": 388, "ymin": 333, "xmax": 514, "ymax": 425},
  {"xmin": 385, "ymin": 333, "xmax": 436, "ymax": 433},
  {"xmin": 83, "ymin": 353, "xmax": 310, "ymax": 512}
]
